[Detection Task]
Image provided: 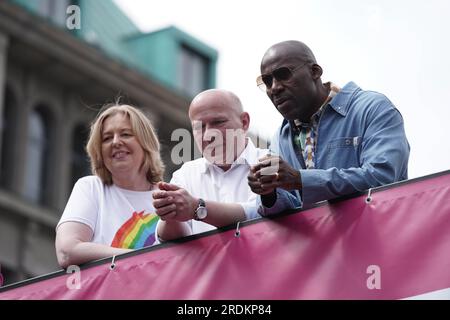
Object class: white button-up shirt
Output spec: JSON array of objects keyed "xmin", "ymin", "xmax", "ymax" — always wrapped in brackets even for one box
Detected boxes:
[{"xmin": 170, "ymin": 139, "xmax": 268, "ymax": 235}]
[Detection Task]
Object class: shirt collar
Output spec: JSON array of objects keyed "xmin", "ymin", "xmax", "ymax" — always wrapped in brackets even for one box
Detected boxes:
[
  {"xmin": 200, "ymin": 138, "xmax": 257, "ymax": 174},
  {"xmin": 328, "ymin": 81, "xmax": 360, "ymax": 116}
]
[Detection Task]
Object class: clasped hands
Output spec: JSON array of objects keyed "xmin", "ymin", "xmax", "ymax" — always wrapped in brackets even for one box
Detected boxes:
[{"xmin": 152, "ymin": 182, "xmax": 198, "ymax": 221}]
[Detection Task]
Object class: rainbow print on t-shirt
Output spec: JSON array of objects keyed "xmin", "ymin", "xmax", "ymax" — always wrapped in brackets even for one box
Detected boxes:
[{"xmin": 111, "ymin": 211, "xmax": 159, "ymax": 249}]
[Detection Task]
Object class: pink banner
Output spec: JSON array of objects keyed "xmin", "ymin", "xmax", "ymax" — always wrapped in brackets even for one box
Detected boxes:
[{"xmin": 1, "ymin": 172, "xmax": 450, "ymax": 299}]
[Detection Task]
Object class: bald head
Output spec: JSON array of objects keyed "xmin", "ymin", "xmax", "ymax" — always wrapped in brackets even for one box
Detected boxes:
[
  {"xmin": 189, "ymin": 89, "xmax": 243, "ymax": 119},
  {"xmin": 259, "ymin": 40, "xmax": 328, "ymax": 122},
  {"xmin": 261, "ymin": 40, "xmax": 317, "ymax": 69},
  {"xmin": 188, "ymin": 89, "xmax": 250, "ymax": 170}
]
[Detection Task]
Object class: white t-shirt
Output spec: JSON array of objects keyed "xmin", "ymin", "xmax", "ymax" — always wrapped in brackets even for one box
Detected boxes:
[
  {"xmin": 57, "ymin": 176, "xmax": 159, "ymax": 249},
  {"xmin": 168, "ymin": 140, "xmax": 268, "ymax": 235}
]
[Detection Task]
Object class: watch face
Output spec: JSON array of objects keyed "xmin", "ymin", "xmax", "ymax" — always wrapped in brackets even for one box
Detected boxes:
[{"xmin": 196, "ymin": 207, "xmax": 207, "ymax": 220}]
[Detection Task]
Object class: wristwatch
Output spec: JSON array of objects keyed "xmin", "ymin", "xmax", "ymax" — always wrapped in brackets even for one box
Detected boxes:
[{"xmin": 194, "ymin": 198, "xmax": 207, "ymax": 221}]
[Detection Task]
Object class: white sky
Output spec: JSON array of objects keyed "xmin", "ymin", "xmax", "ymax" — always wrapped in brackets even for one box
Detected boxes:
[{"xmin": 115, "ymin": 0, "xmax": 450, "ymax": 179}]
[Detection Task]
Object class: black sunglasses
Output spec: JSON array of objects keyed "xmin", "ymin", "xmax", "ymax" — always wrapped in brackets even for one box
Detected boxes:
[{"xmin": 256, "ymin": 62, "xmax": 309, "ymax": 91}]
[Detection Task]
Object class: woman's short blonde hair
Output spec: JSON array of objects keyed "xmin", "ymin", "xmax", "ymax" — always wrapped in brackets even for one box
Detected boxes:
[{"xmin": 86, "ymin": 104, "xmax": 165, "ymax": 185}]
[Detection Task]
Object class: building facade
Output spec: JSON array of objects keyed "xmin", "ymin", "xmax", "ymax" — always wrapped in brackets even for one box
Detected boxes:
[{"xmin": 0, "ymin": 0, "xmax": 218, "ymax": 285}]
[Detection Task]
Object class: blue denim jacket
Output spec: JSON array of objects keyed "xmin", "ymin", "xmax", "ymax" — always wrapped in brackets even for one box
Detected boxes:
[{"xmin": 258, "ymin": 81, "xmax": 410, "ymax": 215}]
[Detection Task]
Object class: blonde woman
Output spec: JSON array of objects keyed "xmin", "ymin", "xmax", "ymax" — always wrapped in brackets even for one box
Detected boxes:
[{"xmin": 55, "ymin": 104, "xmax": 164, "ymax": 268}]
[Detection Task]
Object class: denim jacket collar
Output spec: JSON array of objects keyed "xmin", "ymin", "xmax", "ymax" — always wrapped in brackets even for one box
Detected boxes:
[{"xmin": 328, "ymin": 81, "xmax": 360, "ymax": 117}]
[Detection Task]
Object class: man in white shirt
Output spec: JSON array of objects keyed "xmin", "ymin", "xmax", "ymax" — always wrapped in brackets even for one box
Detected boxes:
[{"xmin": 153, "ymin": 89, "xmax": 268, "ymax": 240}]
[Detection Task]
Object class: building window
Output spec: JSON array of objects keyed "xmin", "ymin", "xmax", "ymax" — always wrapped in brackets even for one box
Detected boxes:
[
  {"xmin": 23, "ymin": 107, "xmax": 50, "ymax": 204},
  {"xmin": 177, "ymin": 45, "xmax": 209, "ymax": 97},
  {"xmin": 0, "ymin": 88, "xmax": 16, "ymax": 189},
  {"xmin": 70, "ymin": 123, "xmax": 90, "ymax": 190}
]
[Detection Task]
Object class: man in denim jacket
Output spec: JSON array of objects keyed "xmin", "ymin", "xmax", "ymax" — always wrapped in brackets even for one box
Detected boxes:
[{"xmin": 248, "ymin": 40, "xmax": 410, "ymax": 215}]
